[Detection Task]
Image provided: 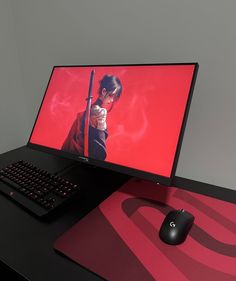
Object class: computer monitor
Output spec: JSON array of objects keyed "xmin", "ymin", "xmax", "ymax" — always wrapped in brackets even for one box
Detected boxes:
[{"xmin": 28, "ymin": 63, "xmax": 198, "ymax": 186}]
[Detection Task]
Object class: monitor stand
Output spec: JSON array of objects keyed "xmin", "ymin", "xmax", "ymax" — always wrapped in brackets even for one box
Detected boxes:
[{"xmin": 56, "ymin": 161, "xmax": 131, "ymax": 207}]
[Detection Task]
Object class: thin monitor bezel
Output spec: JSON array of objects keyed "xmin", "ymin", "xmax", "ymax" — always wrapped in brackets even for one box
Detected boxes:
[{"xmin": 27, "ymin": 63, "xmax": 199, "ymax": 186}]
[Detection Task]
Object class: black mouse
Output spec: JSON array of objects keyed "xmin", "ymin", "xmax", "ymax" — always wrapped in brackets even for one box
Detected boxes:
[{"xmin": 159, "ymin": 209, "xmax": 194, "ymax": 245}]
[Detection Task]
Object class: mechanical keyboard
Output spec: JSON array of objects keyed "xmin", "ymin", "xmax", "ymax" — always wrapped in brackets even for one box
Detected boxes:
[{"xmin": 0, "ymin": 160, "xmax": 80, "ymax": 217}]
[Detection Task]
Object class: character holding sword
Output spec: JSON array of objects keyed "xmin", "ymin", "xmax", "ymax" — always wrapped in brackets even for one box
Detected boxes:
[{"xmin": 62, "ymin": 71, "xmax": 122, "ymax": 160}]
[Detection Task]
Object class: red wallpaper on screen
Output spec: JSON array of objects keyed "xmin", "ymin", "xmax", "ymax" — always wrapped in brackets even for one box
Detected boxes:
[{"xmin": 30, "ymin": 65, "xmax": 195, "ymax": 177}]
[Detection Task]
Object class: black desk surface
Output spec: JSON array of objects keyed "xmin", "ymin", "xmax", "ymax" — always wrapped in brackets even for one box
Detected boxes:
[{"xmin": 0, "ymin": 146, "xmax": 235, "ymax": 281}]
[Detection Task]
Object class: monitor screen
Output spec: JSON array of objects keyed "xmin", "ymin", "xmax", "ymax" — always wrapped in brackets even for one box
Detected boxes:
[{"xmin": 28, "ymin": 64, "xmax": 198, "ymax": 185}]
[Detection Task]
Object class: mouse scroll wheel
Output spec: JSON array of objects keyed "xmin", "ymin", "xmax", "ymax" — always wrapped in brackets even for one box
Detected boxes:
[{"xmin": 180, "ymin": 209, "xmax": 185, "ymax": 212}]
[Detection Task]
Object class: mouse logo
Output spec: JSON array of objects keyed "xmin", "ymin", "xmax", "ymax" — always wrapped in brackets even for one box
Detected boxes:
[{"xmin": 169, "ymin": 221, "xmax": 176, "ymax": 228}]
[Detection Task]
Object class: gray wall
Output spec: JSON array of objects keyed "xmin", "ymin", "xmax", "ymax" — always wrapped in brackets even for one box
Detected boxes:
[
  {"xmin": 0, "ymin": 1, "xmax": 30, "ymax": 153},
  {"xmin": 1, "ymin": 0, "xmax": 236, "ymax": 191}
]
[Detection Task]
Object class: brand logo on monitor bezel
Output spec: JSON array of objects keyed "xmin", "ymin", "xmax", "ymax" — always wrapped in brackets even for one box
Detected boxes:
[{"xmin": 79, "ymin": 156, "xmax": 89, "ymax": 162}]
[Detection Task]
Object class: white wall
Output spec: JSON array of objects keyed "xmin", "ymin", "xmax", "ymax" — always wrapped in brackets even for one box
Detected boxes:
[{"xmin": 1, "ymin": 0, "xmax": 236, "ymax": 191}]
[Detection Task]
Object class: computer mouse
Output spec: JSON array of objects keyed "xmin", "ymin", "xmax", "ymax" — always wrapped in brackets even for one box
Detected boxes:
[{"xmin": 159, "ymin": 209, "xmax": 194, "ymax": 245}]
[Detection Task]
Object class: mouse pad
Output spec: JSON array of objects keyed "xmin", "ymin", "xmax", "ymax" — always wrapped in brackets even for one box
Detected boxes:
[{"xmin": 54, "ymin": 178, "xmax": 236, "ymax": 281}]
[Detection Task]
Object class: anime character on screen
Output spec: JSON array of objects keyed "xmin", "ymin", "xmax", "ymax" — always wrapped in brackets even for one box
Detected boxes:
[{"xmin": 61, "ymin": 72, "xmax": 122, "ymax": 160}]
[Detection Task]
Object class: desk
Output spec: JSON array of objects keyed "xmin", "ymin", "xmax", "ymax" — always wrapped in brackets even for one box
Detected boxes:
[{"xmin": 0, "ymin": 146, "xmax": 235, "ymax": 281}]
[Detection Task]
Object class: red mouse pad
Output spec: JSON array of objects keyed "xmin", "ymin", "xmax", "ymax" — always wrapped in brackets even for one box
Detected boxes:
[{"xmin": 54, "ymin": 178, "xmax": 236, "ymax": 281}]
